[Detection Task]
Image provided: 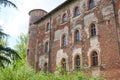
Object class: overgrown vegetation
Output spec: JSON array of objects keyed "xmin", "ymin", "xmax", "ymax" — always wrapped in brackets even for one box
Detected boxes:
[
  {"xmin": 0, "ymin": 33, "xmax": 104, "ymax": 80},
  {"xmin": 0, "ymin": 65, "xmax": 104, "ymax": 80},
  {"xmin": 0, "ymin": 27, "xmax": 21, "ymax": 68}
]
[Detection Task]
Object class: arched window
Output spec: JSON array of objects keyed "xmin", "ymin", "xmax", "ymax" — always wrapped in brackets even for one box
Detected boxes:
[
  {"xmin": 89, "ymin": 0, "xmax": 94, "ymax": 9},
  {"xmin": 46, "ymin": 23, "xmax": 50, "ymax": 31},
  {"xmin": 74, "ymin": 7, "xmax": 79, "ymax": 16},
  {"xmin": 61, "ymin": 58, "xmax": 66, "ymax": 70},
  {"xmin": 75, "ymin": 30, "xmax": 80, "ymax": 42},
  {"xmin": 63, "ymin": 13, "xmax": 67, "ymax": 22},
  {"xmin": 62, "ymin": 35, "xmax": 67, "ymax": 47},
  {"xmin": 43, "ymin": 63, "xmax": 48, "ymax": 72},
  {"xmin": 75, "ymin": 55, "xmax": 80, "ymax": 70},
  {"xmin": 91, "ymin": 24, "xmax": 96, "ymax": 36},
  {"xmin": 92, "ymin": 52, "xmax": 98, "ymax": 66},
  {"xmin": 45, "ymin": 42, "xmax": 49, "ymax": 53}
]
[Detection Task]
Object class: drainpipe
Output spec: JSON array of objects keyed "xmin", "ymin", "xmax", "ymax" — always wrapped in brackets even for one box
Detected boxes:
[
  {"xmin": 111, "ymin": 0, "xmax": 120, "ymax": 57},
  {"xmin": 48, "ymin": 17, "xmax": 52, "ymax": 72}
]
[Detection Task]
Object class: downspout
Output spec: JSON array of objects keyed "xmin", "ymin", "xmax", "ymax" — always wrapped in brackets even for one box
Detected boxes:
[
  {"xmin": 111, "ymin": 0, "xmax": 120, "ymax": 57},
  {"xmin": 48, "ymin": 17, "xmax": 52, "ymax": 72}
]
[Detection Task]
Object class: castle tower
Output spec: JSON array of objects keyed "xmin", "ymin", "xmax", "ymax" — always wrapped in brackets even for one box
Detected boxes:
[{"xmin": 27, "ymin": 9, "xmax": 47, "ymax": 67}]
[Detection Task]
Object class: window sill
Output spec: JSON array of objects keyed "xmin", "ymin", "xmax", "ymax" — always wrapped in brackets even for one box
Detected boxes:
[
  {"xmin": 89, "ymin": 35, "xmax": 99, "ymax": 40},
  {"xmin": 60, "ymin": 21, "xmax": 68, "ymax": 25},
  {"xmin": 61, "ymin": 45, "xmax": 68, "ymax": 49},
  {"xmin": 73, "ymin": 14, "xmax": 80, "ymax": 18},
  {"xmin": 74, "ymin": 40, "xmax": 82, "ymax": 45},
  {"xmin": 89, "ymin": 65, "xmax": 103, "ymax": 70},
  {"xmin": 85, "ymin": 6, "xmax": 97, "ymax": 14},
  {"xmin": 45, "ymin": 31, "xmax": 50, "ymax": 34},
  {"xmin": 45, "ymin": 52, "xmax": 49, "ymax": 54}
]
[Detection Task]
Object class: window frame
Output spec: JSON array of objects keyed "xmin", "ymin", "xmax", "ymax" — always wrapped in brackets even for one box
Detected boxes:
[
  {"xmin": 46, "ymin": 23, "xmax": 51, "ymax": 31},
  {"xmin": 74, "ymin": 7, "xmax": 79, "ymax": 17},
  {"xmin": 75, "ymin": 55, "xmax": 80, "ymax": 70},
  {"xmin": 89, "ymin": 0, "xmax": 94, "ymax": 9},
  {"xmin": 92, "ymin": 52, "xmax": 98, "ymax": 66},
  {"xmin": 62, "ymin": 13, "xmax": 67, "ymax": 23},
  {"xmin": 91, "ymin": 24, "xmax": 96, "ymax": 37},
  {"xmin": 62, "ymin": 35, "xmax": 67, "ymax": 47},
  {"xmin": 74, "ymin": 30, "xmax": 80, "ymax": 42}
]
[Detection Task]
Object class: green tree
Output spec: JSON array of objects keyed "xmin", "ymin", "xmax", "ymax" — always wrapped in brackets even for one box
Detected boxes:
[
  {"xmin": 0, "ymin": 0, "xmax": 17, "ymax": 8},
  {"xmin": 0, "ymin": 27, "xmax": 20, "ymax": 68},
  {"xmin": 0, "ymin": 0, "xmax": 20, "ymax": 68},
  {"xmin": 15, "ymin": 33, "xmax": 27, "ymax": 59},
  {"xmin": 14, "ymin": 33, "xmax": 27, "ymax": 68}
]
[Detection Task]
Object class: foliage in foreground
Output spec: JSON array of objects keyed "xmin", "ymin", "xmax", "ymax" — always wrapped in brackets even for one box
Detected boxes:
[
  {"xmin": 0, "ymin": 27, "xmax": 21, "ymax": 68},
  {"xmin": 0, "ymin": 64, "xmax": 104, "ymax": 80},
  {"xmin": 0, "ymin": 33, "xmax": 104, "ymax": 80}
]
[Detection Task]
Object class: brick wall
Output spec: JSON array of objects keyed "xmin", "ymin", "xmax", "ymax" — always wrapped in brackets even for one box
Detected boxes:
[{"xmin": 27, "ymin": 0, "xmax": 120, "ymax": 79}]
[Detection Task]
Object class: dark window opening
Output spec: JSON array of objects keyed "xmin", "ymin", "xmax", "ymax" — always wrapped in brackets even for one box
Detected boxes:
[
  {"xmin": 91, "ymin": 24, "xmax": 96, "ymax": 36},
  {"xmin": 63, "ymin": 14, "xmax": 67, "ymax": 22},
  {"xmin": 92, "ymin": 52, "xmax": 98, "ymax": 66},
  {"xmin": 47, "ymin": 23, "xmax": 51, "ymax": 31},
  {"xmin": 75, "ymin": 7, "xmax": 79, "ymax": 16},
  {"xmin": 62, "ymin": 35, "xmax": 67, "ymax": 47},
  {"xmin": 45, "ymin": 42, "xmax": 49, "ymax": 53},
  {"xmin": 89, "ymin": 0, "xmax": 94, "ymax": 9},
  {"xmin": 43, "ymin": 63, "xmax": 48, "ymax": 72},
  {"xmin": 61, "ymin": 58, "xmax": 66, "ymax": 71},
  {"xmin": 75, "ymin": 30, "xmax": 80, "ymax": 42},
  {"xmin": 75, "ymin": 55, "xmax": 80, "ymax": 70}
]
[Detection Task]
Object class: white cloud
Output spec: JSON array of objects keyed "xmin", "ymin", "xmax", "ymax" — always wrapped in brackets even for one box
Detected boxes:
[{"xmin": 0, "ymin": 19, "xmax": 4, "ymax": 26}]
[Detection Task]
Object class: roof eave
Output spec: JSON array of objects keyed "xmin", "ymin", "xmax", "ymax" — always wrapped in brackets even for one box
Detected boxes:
[{"xmin": 34, "ymin": 0, "xmax": 74, "ymax": 24}]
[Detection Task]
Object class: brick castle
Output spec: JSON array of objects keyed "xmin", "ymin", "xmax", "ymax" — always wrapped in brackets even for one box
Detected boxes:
[{"xmin": 27, "ymin": 0, "xmax": 120, "ymax": 79}]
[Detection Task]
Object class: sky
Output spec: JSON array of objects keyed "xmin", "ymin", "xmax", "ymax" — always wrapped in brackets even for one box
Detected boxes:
[{"xmin": 0, "ymin": 0, "xmax": 66, "ymax": 48}]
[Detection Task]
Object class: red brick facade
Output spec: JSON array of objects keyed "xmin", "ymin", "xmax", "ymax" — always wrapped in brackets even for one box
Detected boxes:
[{"xmin": 27, "ymin": 0, "xmax": 120, "ymax": 79}]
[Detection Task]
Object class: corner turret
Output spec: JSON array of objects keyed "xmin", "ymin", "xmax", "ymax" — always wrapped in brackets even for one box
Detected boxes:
[
  {"xmin": 27, "ymin": 9, "xmax": 47, "ymax": 67},
  {"xmin": 29, "ymin": 9, "xmax": 48, "ymax": 25}
]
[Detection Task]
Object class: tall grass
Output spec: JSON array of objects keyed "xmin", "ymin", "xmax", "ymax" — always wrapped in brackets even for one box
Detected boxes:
[{"xmin": 0, "ymin": 64, "xmax": 104, "ymax": 80}]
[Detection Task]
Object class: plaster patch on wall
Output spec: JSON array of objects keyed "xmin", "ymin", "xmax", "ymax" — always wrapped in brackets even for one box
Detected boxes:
[
  {"xmin": 118, "ymin": 9, "xmax": 120, "ymax": 15},
  {"xmin": 102, "ymin": 5, "xmax": 114, "ymax": 20},
  {"xmin": 90, "ymin": 36, "xmax": 99, "ymax": 47},
  {"xmin": 84, "ymin": 13, "xmax": 98, "ymax": 38},
  {"xmin": 43, "ymin": 38, "xmax": 50, "ymax": 44},
  {"xmin": 79, "ymin": 0, "xmax": 85, "ymax": 13},
  {"xmin": 87, "ymin": 36, "xmax": 100, "ymax": 56},
  {"xmin": 39, "ymin": 55, "xmax": 48, "ymax": 70},
  {"xmin": 84, "ymin": 13, "xmax": 98, "ymax": 28},
  {"xmin": 54, "ymin": 27, "xmax": 68, "ymax": 41},
  {"xmin": 71, "ymin": 24, "xmax": 82, "ymax": 32},
  {"xmin": 118, "ymin": 9, "xmax": 120, "ymax": 25},
  {"xmin": 72, "ymin": 48, "xmax": 82, "ymax": 55},
  {"xmin": 96, "ymin": 0, "xmax": 100, "ymax": 2},
  {"xmin": 56, "ymin": 49, "xmax": 69, "ymax": 70},
  {"xmin": 102, "ymin": 5, "xmax": 114, "ymax": 16},
  {"xmin": 92, "ymin": 69, "xmax": 100, "ymax": 77}
]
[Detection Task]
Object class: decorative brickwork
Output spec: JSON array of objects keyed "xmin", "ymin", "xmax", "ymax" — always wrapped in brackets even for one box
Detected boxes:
[{"xmin": 27, "ymin": 0, "xmax": 120, "ymax": 79}]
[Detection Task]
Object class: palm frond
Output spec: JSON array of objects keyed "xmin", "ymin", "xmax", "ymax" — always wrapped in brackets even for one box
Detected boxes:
[
  {"xmin": 0, "ymin": 0, "xmax": 17, "ymax": 8},
  {"xmin": 0, "ymin": 55, "xmax": 11, "ymax": 63},
  {"xmin": 0, "ymin": 45, "xmax": 21, "ymax": 60}
]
